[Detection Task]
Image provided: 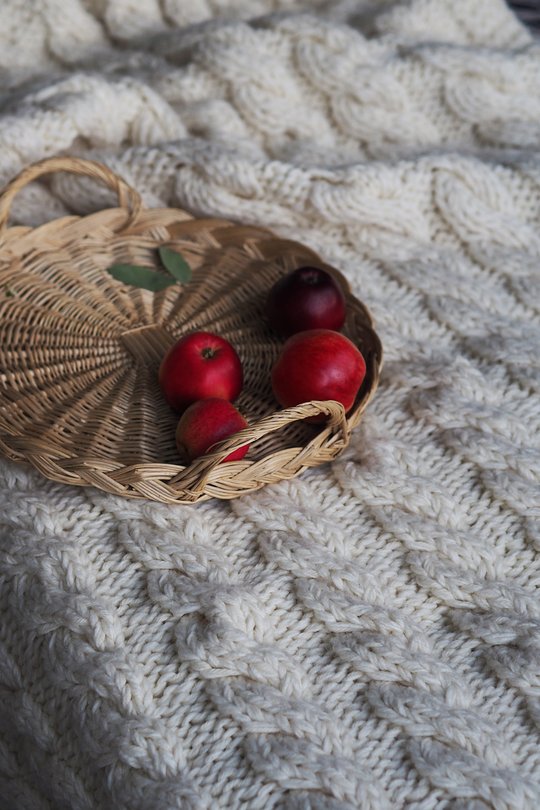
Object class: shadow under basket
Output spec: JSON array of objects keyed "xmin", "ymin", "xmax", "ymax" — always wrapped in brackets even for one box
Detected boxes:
[{"xmin": 0, "ymin": 157, "xmax": 383, "ymax": 503}]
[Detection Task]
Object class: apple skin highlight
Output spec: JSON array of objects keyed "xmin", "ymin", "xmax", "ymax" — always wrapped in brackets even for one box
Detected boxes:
[
  {"xmin": 271, "ymin": 329, "xmax": 366, "ymax": 420},
  {"xmin": 266, "ymin": 266, "xmax": 346, "ymax": 337},
  {"xmin": 159, "ymin": 331, "xmax": 243, "ymax": 411},
  {"xmin": 175, "ymin": 398, "xmax": 249, "ymax": 462}
]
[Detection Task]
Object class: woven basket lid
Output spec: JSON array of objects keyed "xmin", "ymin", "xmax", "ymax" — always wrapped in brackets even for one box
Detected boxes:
[{"xmin": 0, "ymin": 156, "xmax": 382, "ymax": 503}]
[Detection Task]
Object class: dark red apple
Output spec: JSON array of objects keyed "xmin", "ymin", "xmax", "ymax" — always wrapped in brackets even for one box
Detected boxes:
[
  {"xmin": 271, "ymin": 329, "xmax": 366, "ymax": 418},
  {"xmin": 159, "ymin": 331, "xmax": 243, "ymax": 411},
  {"xmin": 175, "ymin": 398, "xmax": 249, "ymax": 462},
  {"xmin": 266, "ymin": 266, "xmax": 346, "ymax": 336}
]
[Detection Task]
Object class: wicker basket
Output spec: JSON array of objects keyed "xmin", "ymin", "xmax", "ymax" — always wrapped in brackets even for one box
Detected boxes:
[{"xmin": 0, "ymin": 157, "xmax": 382, "ymax": 503}]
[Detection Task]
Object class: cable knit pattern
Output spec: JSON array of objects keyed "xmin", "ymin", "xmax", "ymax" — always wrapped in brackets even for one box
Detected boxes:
[{"xmin": 0, "ymin": 1, "xmax": 539, "ymax": 808}]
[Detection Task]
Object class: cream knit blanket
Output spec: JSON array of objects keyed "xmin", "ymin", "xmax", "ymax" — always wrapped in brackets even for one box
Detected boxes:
[{"xmin": 1, "ymin": 1, "xmax": 539, "ymax": 808}]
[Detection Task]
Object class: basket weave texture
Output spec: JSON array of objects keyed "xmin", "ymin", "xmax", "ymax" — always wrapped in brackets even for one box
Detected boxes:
[{"xmin": 0, "ymin": 157, "xmax": 382, "ymax": 503}]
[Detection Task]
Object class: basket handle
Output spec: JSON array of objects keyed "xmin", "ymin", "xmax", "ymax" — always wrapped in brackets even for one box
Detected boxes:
[
  {"xmin": 0, "ymin": 156, "xmax": 142, "ymax": 234},
  {"xmin": 183, "ymin": 399, "xmax": 350, "ymax": 493}
]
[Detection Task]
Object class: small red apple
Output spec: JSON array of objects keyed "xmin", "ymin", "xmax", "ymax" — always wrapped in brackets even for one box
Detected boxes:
[
  {"xmin": 266, "ymin": 266, "xmax": 346, "ymax": 336},
  {"xmin": 271, "ymin": 329, "xmax": 366, "ymax": 418},
  {"xmin": 159, "ymin": 331, "xmax": 243, "ymax": 411},
  {"xmin": 175, "ymin": 398, "xmax": 250, "ymax": 462}
]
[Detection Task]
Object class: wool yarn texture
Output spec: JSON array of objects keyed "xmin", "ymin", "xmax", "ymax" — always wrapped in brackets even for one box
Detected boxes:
[{"xmin": 0, "ymin": 0, "xmax": 539, "ymax": 808}]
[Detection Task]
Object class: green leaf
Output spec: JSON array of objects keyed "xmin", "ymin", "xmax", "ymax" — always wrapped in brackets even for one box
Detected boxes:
[
  {"xmin": 107, "ymin": 264, "xmax": 177, "ymax": 292},
  {"xmin": 158, "ymin": 246, "xmax": 192, "ymax": 283}
]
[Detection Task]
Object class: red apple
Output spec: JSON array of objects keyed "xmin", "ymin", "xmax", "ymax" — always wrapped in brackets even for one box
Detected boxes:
[
  {"xmin": 266, "ymin": 266, "xmax": 346, "ymax": 336},
  {"xmin": 175, "ymin": 398, "xmax": 249, "ymax": 462},
  {"xmin": 271, "ymin": 329, "xmax": 366, "ymax": 418},
  {"xmin": 159, "ymin": 331, "xmax": 243, "ymax": 411}
]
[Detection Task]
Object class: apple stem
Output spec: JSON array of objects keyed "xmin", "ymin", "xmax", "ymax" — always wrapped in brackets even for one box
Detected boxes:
[{"xmin": 202, "ymin": 347, "xmax": 216, "ymax": 359}]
